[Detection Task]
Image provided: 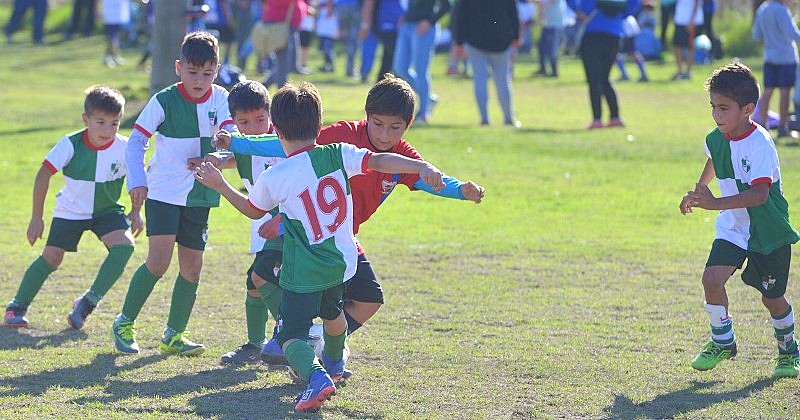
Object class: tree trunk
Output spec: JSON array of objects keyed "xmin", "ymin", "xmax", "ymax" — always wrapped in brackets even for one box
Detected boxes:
[{"xmin": 151, "ymin": 0, "xmax": 186, "ymax": 95}]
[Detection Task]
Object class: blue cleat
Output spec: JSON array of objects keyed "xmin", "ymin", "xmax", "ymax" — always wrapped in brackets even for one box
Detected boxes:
[
  {"xmin": 260, "ymin": 337, "xmax": 287, "ymax": 365},
  {"xmin": 112, "ymin": 315, "xmax": 139, "ymax": 354},
  {"xmin": 321, "ymin": 351, "xmax": 352, "ymax": 381},
  {"xmin": 294, "ymin": 370, "xmax": 336, "ymax": 412},
  {"xmin": 3, "ymin": 304, "xmax": 29, "ymax": 328},
  {"xmin": 67, "ymin": 296, "xmax": 96, "ymax": 330}
]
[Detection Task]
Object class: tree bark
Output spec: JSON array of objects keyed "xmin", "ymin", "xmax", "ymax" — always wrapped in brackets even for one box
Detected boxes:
[{"xmin": 151, "ymin": 0, "xmax": 186, "ymax": 95}]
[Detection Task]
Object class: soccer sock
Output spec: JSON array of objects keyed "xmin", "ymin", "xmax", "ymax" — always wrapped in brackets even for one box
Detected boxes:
[
  {"xmin": 121, "ymin": 264, "xmax": 161, "ymax": 321},
  {"xmin": 285, "ymin": 340, "xmax": 324, "ymax": 381},
  {"xmin": 12, "ymin": 256, "xmax": 56, "ymax": 307},
  {"xmin": 772, "ymin": 306, "xmax": 798, "ymax": 355},
  {"xmin": 166, "ymin": 274, "xmax": 199, "ymax": 334},
  {"xmin": 344, "ymin": 309, "xmax": 362, "ymax": 335},
  {"xmin": 245, "ymin": 295, "xmax": 268, "ymax": 346},
  {"xmin": 323, "ymin": 329, "xmax": 347, "ymax": 361},
  {"xmin": 705, "ymin": 302, "xmax": 735, "ymax": 347},
  {"xmin": 85, "ymin": 244, "xmax": 134, "ymax": 305},
  {"xmin": 636, "ymin": 57, "xmax": 647, "ymax": 79},
  {"xmin": 615, "ymin": 57, "xmax": 628, "ymax": 78},
  {"xmin": 257, "ymin": 282, "xmax": 282, "ymax": 322}
]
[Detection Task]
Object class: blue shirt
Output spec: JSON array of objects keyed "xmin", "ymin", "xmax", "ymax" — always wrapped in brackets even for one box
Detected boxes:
[
  {"xmin": 566, "ymin": 0, "xmax": 640, "ymax": 38},
  {"xmin": 753, "ymin": 1, "xmax": 800, "ymax": 65}
]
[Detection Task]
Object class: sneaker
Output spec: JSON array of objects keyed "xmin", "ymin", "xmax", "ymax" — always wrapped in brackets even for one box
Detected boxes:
[
  {"xmin": 773, "ymin": 354, "xmax": 800, "ymax": 378},
  {"xmin": 505, "ymin": 119, "xmax": 523, "ymax": 129},
  {"xmin": 606, "ymin": 118, "xmax": 625, "ymax": 128},
  {"xmin": 260, "ymin": 337, "xmax": 287, "ymax": 365},
  {"xmin": 160, "ymin": 331, "xmax": 205, "ymax": 356},
  {"xmin": 220, "ymin": 342, "xmax": 261, "ymax": 365},
  {"xmin": 67, "ymin": 296, "xmax": 96, "ymax": 330},
  {"xmin": 4, "ymin": 304, "xmax": 29, "ymax": 328},
  {"xmin": 617, "ymin": 75, "xmax": 630, "ymax": 82},
  {"xmin": 638, "ymin": 75, "xmax": 649, "ymax": 83},
  {"xmin": 294, "ymin": 370, "xmax": 336, "ymax": 412},
  {"xmin": 112, "ymin": 316, "xmax": 139, "ymax": 354},
  {"xmin": 587, "ymin": 120, "xmax": 604, "ymax": 129},
  {"xmin": 321, "ymin": 351, "xmax": 352, "ymax": 381},
  {"xmin": 691, "ymin": 341, "xmax": 737, "ymax": 371}
]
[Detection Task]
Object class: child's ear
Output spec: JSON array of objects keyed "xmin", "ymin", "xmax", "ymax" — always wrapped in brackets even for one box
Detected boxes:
[
  {"xmin": 743, "ymin": 102, "xmax": 756, "ymax": 116},
  {"xmin": 81, "ymin": 113, "xmax": 89, "ymax": 126},
  {"xmin": 174, "ymin": 60, "xmax": 181, "ymax": 76}
]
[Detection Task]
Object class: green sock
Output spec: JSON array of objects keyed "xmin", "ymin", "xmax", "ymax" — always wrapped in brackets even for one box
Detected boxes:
[
  {"xmin": 166, "ymin": 274, "xmax": 199, "ymax": 333},
  {"xmin": 85, "ymin": 244, "xmax": 134, "ymax": 305},
  {"xmin": 121, "ymin": 264, "xmax": 161, "ymax": 321},
  {"xmin": 323, "ymin": 329, "xmax": 347, "ymax": 361},
  {"xmin": 245, "ymin": 295, "xmax": 268, "ymax": 346},
  {"xmin": 13, "ymin": 256, "xmax": 56, "ymax": 307},
  {"xmin": 257, "ymin": 282, "xmax": 282, "ymax": 322},
  {"xmin": 285, "ymin": 340, "xmax": 323, "ymax": 381}
]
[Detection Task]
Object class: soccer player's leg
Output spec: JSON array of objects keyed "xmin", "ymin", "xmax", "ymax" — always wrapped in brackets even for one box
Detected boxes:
[
  {"xmin": 342, "ymin": 253, "xmax": 384, "ymax": 335},
  {"xmin": 320, "ymin": 283, "xmax": 349, "ymax": 381}
]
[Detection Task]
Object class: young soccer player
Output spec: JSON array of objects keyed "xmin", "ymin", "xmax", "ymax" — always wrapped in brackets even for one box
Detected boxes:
[
  {"xmin": 111, "ymin": 32, "xmax": 235, "ymax": 356},
  {"xmin": 194, "ymin": 81, "xmax": 445, "ymax": 412},
  {"xmin": 680, "ymin": 63, "xmax": 800, "ymax": 378},
  {"xmin": 214, "ymin": 74, "xmax": 485, "ymax": 364},
  {"xmin": 4, "ymin": 85, "xmax": 142, "ymax": 330}
]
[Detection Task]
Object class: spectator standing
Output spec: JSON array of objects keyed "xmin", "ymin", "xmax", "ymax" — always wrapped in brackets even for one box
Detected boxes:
[
  {"xmin": 336, "ymin": 0, "xmax": 362, "ymax": 78},
  {"xmin": 359, "ymin": 0, "xmax": 405, "ymax": 83},
  {"xmin": 535, "ymin": 0, "xmax": 564, "ymax": 77},
  {"xmin": 102, "ymin": 0, "xmax": 132, "ymax": 67},
  {"xmin": 393, "ymin": 0, "xmax": 452, "ymax": 123},
  {"xmin": 5, "ymin": 0, "xmax": 48, "ymax": 44},
  {"xmin": 65, "ymin": 0, "xmax": 97, "ymax": 40},
  {"xmin": 316, "ymin": 0, "xmax": 339, "ymax": 72},
  {"xmin": 205, "ymin": 0, "xmax": 235, "ymax": 64},
  {"xmin": 261, "ymin": 0, "xmax": 307, "ymax": 89},
  {"xmin": 454, "ymin": 0, "xmax": 520, "ymax": 127},
  {"xmin": 517, "ymin": 0, "xmax": 536, "ymax": 55},
  {"xmin": 659, "ymin": 0, "xmax": 675, "ymax": 51},
  {"xmin": 672, "ymin": 0, "xmax": 702, "ymax": 80}
]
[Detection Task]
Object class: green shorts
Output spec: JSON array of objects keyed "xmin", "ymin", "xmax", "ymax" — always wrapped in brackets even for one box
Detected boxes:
[
  {"xmin": 277, "ymin": 283, "xmax": 346, "ymax": 346},
  {"xmin": 46, "ymin": 211, "xmax": 130, "ymax": 252},
  {"xmin": 706, "ymin": 239, "xmax": 792, "ymax": 299},
  {"xmin": 145, "ymin": 199, "xmax": 210, "ymax": 251},
  {"xmin": 247, "ymin": 249, "xmax": 282, "ymax": 290}
]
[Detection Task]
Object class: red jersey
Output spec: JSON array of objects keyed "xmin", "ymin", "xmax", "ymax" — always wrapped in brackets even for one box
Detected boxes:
[{"xmin": 318, "ymin": 119, "xmax": 422, "ymax": 234}]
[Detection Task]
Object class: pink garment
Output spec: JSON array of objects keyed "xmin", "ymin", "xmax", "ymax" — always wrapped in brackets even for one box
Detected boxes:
[{"xmin": 261, "ymin": 0, "xmax": 306, "ymax": 28}]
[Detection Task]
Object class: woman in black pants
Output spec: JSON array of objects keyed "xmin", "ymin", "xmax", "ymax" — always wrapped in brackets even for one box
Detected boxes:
[{"xmin": 568, "ymin": 0, "xmax": 641, "ymax": 129}]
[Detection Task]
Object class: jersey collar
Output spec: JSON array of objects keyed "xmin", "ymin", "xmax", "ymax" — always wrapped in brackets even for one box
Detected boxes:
[
  {"xmin": 82, "ymin": 129, "xmax": 114, "ymax": 151},
  {"xmin": 725, "ymin": 122, "xmax": 757, "ymax": 141},
  {"xmin": 177, "ymin": 82, "xmax": 212, "ymax": 104},
  {"xmin": 287, "ymin": 143, "xmax": 317, "ymax": 157}
]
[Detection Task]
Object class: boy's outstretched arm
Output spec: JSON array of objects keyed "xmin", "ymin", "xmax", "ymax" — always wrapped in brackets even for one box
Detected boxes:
[
  {"xmin": 193, "ymin": 162, "xmax": 267, "ymax": 220},
  {"xmin": 27, "ymin": 165, "xmax": 53, "ymax": 245},
  {"xmin": 413, "ymin": 177, "xmax": 485, "ymax": 203},
  {"xmin": 369, "ymin": 153, "xmax": 445, "ymax": 191}
]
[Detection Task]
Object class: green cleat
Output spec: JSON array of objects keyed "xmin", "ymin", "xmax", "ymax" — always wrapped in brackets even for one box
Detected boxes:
[
  {"xmin": 112, "ymin": 316, "xmax": 139, "ymax": 354},
  {"xmin": 691, "ymin": 341, "xmax": 737, "ymax": 371},
  {"xmin": 772, "ymin": 354, "xmax": 800, "ymax": 379},
  {"xmin": 160, "ymin": 331, "xmax": 205, "ymax": 356}
]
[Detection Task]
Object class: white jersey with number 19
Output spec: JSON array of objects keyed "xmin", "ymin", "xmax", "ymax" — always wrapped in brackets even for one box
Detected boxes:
[{"xmin": 248, "ymin": 143, "xmax": 371, "ymax": 293}]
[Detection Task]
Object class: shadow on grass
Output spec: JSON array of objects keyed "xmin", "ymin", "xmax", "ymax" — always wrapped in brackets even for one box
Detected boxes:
[
  {"xmin": 604, "ymin": 378, "xmax": 776, "ymax": 418},
  {"xmin": 0, "ymin": 125, "xmax": 63, "ymax": 136},
  {"xmin": 0, "ymin": 327, "xmax": 88, "ymax": 350},
  {"xmin": 0, "ymin": 353, "xmax": 163, "ymax": 397}
]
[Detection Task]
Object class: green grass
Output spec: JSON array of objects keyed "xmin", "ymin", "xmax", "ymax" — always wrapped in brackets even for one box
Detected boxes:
[{"xmin": 2, "ymin": 8, "xmax": 800, "ymax": 419}]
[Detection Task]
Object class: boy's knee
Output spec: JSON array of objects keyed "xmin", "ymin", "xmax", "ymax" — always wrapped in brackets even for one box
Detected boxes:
[
  {"xmin": 145, "ymin": 258, "xmax": 170, "ymax": 277},
  {"xmin": 41, "ymin": 248, "xmax": 64, "ymax": 269},
  {"xmin": 701, "ymin": 266, "xmax": 732, "ymax": 290}
]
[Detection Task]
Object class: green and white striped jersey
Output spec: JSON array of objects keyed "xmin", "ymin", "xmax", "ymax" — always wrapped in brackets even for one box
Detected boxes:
[
  {"xmin": 248, "ymin": 143, "xmax": 371, "ymax": 293},
  {"xmin": 44, "ymin": 129, "xmax": 127, "ymax": 220},
  {"xmin": 705, "ymin": 123, "xmax": 799, "ymax": 254},
  {"xmin": 132, "ymin": 83, "xmax": 233, "ymax": 207}
]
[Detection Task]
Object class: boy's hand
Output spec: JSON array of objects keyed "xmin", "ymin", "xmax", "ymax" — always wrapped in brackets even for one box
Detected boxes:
[
  {"xmin": 420, "ymin": 163, "xmax": 445, "ymax": 192},
  {"xmin": 258, "ymin": 214, "xmax": 283, "ymax": 240},
  {"xmin": 212, "ymin": 130, "xmax": 232, "ymax": 150},
  {"xmin": 127, "ymin": 210, "xmax": 144, "ymax": 237},
  {"xmin": 194, "ymin": 162, "xmax": 226, "ymax": 190},
  {"xmin": 26, "ymin": 218, "xmax": 44, "ymax": 246},
  {"xmin": 679, "ymin": 193, "xmax": 694, "ymax": 215},
  {"xmin": 687, "ymin": 182, "xmax": 717, "ymax": 210},
  {"xmin": 203, "ymin": 153, "xmax": 223, "ymax": 167},
  {"xmin": 460, "ymin": 181, "xmax": 485, "ymax": 203},
  {"xmin": 129, "ymin": 187, "xmax": 148, "ymax": 209},
  {"xmin": 187, "ymin": 157, "xmax": 203, "ymax": 170}
]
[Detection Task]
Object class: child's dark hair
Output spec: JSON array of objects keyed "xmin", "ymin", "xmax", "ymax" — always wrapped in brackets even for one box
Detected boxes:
[
  {"xmin": 271, "ymin": 82, "xmax": 322, "ymax": 141},
  {"xmin": 365, "ymin": 74, "xmax": 416, "ymax": 126},
  {"xmin": 705, "ymin": 62, "xmax": 760, "ymax": 107},
  {"xmin": 228, "ymin": 81, "xmax": 271, "ymax": 117},
  {"xmin": 84, "ymin": 85, "xmax": 125, "ymax": 116},
  {"xmin": 180, "ymin": 31, "xmax": 219, "ymax": 67}
]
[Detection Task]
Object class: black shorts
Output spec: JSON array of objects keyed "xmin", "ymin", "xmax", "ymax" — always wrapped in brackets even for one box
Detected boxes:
[
  {"xmin": 46, "ymin": 211, "xmax": 130, "ymax": 252},
  {"xmin": 619, "ymin": 37, "xmax": 635, "ymax": 54},
  {"xmin": 277, "ymin": 283, "xmax": 346, "ymax": 345},
  {"xmin": 206, "ymin": 23, "xmax": 235, "ymax": 43},
  {"xmin": 672, "ymin": 24, "xmax": 693, "ymax": 48},
  {"xmin": 145, "ymin": 199, "xmax": 210, "ymax": 251},
  {"xmin": 300, "ymin": 30, "xmax": 314, "ymax": 47},
  {"xmin": 764, "ymin": 62, "xmax": 797, "ymax": 88},
  {"xmin": 247, "ymin": 249, "xmax": 282, "ymax": 289},
  {"xmin": 343, "ymin": 253, "xmax": 384, "ymax": 304},
  {"xmin": 706, "ymin": 239, "xmax": 792, "ymax": 299}
]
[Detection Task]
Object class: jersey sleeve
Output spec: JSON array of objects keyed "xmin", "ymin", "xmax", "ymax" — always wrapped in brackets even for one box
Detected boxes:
[
  {"xmin": 133, "ymin": 95, "xmax": 165, "ymax": 138},
  {"xmin": 748, "ymin": 145, "xmax": 778, "ymax": 186},
  {"xmin": 339, "ymin": 143, "xmax": 371, "ymax": 178},
  {"xmin": 229, "ymin": 134, "xmax": 286, "ymax": 157},
  {"xmin": 43, "ymin": 136, "xmax": 75, "ymax": 174},
  {"xmin": 248, "ymin": 169, "xmax": 278, "ymax": 212},
  {"xmin": 217, "ymin": 92, "xmax": 235, "ymax": 132}
]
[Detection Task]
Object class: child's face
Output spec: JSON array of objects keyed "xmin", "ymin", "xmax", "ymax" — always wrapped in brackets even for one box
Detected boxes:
[
  {"xmin": 366, "ymin": 114, "xmax": 409, "ymax": 151},
  {"xmin": 710, "ymin": 92, "xmax": 753, "ymax": 137},
  {"xmin": 233, "ymin": 108, "xmax": 270, "ymax": 135},
  {"xmin": 175, "ymin": 60, "xmax": 219, "ymax": 100},
  {"xmin": 82, "ymin": 110, "xmax": 122, "ymax": 146}
]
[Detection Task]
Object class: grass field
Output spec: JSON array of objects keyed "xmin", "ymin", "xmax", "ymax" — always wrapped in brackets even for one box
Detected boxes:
[{"xmin": 3, "ymin": 7, "xmax": 800, "ymax": 419}]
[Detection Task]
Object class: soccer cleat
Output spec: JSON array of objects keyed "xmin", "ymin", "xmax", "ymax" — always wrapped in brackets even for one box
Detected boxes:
[
  {"xmin": 772, "ymin": 354, "xmax": 800, "ymax": 379},
  {"xmin": 320, "ymin": 351, "xmax": 352, "ymax": 381},
  {"xmin": 220, "ymin": 342, "xmax": 261, "ymax": 365},
  {"xmin": 606, "ymin": 118, "xmax": 625, "ymax": 128},
  {"xmin": 3, "ymin": 304, "xmax": 29, "ymax": 328},
  {"xmin": 260, "ymin": 337, "xmax": 287, "ymax": 365},
  {"xmin": 294, "ymin": 370, "xmax": 336, "ymax": 412},
  {"xmin": 691, "ymin": 341, "xmax": 737, "ymax": 371},
  {"xmin": 587, "ymin": 120, "xmax": 604, "ymax": 130},
  {"xmin": 160, "ymin": 331, "xmax": 205, "ymax": 356},
  {"xmin": 112, "ymin": 316, "xmax": 139, "ymax": 354},
  {"xmin": 67, "ymin": 296, "xmax": 96, "ymax": 330}
]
